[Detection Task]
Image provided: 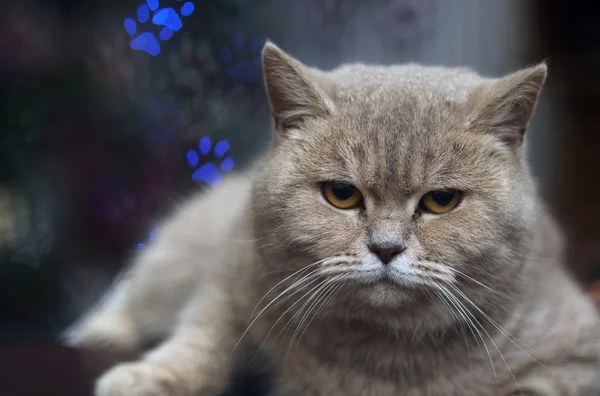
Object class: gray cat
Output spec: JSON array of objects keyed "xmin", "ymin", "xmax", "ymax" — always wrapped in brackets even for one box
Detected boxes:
[{"xmin": 65, "ymin": 42, "xmax": 600, "ymax": 396}]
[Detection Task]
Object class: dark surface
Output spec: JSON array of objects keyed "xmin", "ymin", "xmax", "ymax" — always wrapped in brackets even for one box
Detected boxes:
[
  {"xmin": 0, "ymin": 343, "xmax": 138, "ymax": 396},
  {"xmin": 0, "ymin": 342, "xmax": 271, "ymax": 396}
]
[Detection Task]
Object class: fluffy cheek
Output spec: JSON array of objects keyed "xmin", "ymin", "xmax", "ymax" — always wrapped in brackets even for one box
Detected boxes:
[
  {"xmin": 282, "ymin": 190, "xmax": 366, "ymax": 258},
  {"xmin": 291, "ymin": 194, "xmax": 366, "ymax": 258},
  {"xmin": 416, "ymin": 196, "xmax": 527, "ymax": 278}
]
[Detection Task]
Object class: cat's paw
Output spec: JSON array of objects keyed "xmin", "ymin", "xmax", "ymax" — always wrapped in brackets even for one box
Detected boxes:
[
  {"xmin": 95, "ymin": 361, "xmax": 187, "ymax": 396},
  {"xmin": 63, "ymin": 313, "xmax": 138, "ymax": 351}
]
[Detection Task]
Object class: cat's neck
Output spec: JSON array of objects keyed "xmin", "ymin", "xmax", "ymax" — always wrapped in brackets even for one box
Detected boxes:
[{"xmin": 264, "ymin": 310, "xmax": 491, "ymax": 389}]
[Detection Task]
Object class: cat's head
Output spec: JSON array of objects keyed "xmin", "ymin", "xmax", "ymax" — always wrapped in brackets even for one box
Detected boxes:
[{"xmin": 252, "ymin": 42, "xmax": 546, "ymax": 326}]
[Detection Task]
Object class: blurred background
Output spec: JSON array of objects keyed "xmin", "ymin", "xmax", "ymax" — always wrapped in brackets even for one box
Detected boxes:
[{"xmin": 0, "ymin": 0, "xmax": 599, "ymax": 344}]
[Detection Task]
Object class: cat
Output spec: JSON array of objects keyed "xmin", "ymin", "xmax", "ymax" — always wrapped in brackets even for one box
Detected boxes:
[{"xmin": 64, "ymin": 41, "xmax": 600, "ymax": 396}]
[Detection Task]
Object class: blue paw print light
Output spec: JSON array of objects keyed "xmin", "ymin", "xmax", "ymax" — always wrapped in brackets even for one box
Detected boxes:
[
  {"xmin": 124, "ymin": 0, "xmax": 195, "ymax": 56},
  {"xmin": 219, "ymin": 32, "xmax": 264, "ymax": 84},
  {"xmin": 186, "ymin": 136, "xmax": 235, "ymax": 188}
]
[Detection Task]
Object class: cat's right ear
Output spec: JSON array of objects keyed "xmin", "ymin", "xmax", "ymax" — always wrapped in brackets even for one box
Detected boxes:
[
  {"xmin": 466, "ymin": 63, "xmax": 547, "ymax": 151},
  {"xmin": 262, "ymin": 41, "xmax": 336, "ymax": 135}
]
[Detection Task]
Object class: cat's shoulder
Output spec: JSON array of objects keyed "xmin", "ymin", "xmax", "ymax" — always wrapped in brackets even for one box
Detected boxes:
[{"xmin": 158, "ymin": 173, "xmax": 255, "ymax": 243}]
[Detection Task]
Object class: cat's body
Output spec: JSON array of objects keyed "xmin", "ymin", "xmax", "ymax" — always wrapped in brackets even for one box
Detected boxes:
[{"xmin": 65, "ymin": 43, "xmax": 600, "ymax": 396}]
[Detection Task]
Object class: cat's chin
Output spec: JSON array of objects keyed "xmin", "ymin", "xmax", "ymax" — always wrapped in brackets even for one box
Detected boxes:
[{"xmin": 362, "ymin": 283, "xmax": 412, "ymax": 308}]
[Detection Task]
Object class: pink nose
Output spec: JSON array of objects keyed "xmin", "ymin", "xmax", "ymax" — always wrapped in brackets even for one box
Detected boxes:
[{"xmin": 368, "ymin": 244, "xmax": 406, "ymax": 265}]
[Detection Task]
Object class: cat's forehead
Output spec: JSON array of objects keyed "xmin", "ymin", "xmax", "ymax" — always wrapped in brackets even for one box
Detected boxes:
[
  {"xmin": 303, "ymin": 66, "xmax": 498, "ymax": 195},
  {"xmin": 315, "ymin": 122, "xmax": 494, "ymax": 199},
  {"xmin": 328, "ymin": 64, "xmax": 485, "ymax": 109},
  {"xmin": 324, "ymin": 65, "xmax": 486, "ymax": 141},
  {"xmin": 323, "ymin": 65, "xmax": 486, "ymax": 145}
]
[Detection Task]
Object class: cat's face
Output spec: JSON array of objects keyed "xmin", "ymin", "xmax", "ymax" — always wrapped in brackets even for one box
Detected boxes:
[{"xmin": 253, "ymin": 43, "xmax": 546, "ymax": 320}]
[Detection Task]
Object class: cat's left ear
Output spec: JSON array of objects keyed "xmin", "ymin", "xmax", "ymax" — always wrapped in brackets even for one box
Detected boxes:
[
  {"xmin": 261, "ymin": 41, "xmax": 336, "ymax": 137},
  {"xmin": 468, "ymin": 63, "xmax": 547, "ymax": 150}
]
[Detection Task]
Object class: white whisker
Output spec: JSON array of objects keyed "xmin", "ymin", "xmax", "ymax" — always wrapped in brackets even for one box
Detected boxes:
[
  {"xmin": 293, "ymin": 278, "xmax": 343, "ymax": 349},
  {"xmin": 445, "ymin": 282, "xmax": 544, "ymax": 368},
  {"xmin": 249, "ymin": 256, "xmax": 352, "ymax": 320},
  {"xmin": 428, "ymin": 288, "xmax": 472, "ymax": 371},
  {"xmin": 253, "ymin": 276, "xmax": 330, "ymax": 355},
  {"xmin": 234, "ymin": 261, "xmax": 333, "ymax": 352},
  {"xmin": 445, "ymin": 267, "xmax": 508, "ymax": 298},
  {"xmin": 286, "ymin": 276, "xmax": 341, "ymax": 357},
  {"xmin": 249, "ymin": 259, "xmax": 327, "ymax": 320},
  {"xmin": 254, "ymin": 273, "xmax": 326, "ymax": 322},
  {"xmin": 271, "ymin": 278, "xmax": 335, "ymax": 353},
  {"xmin": 436, "ymin": 285, "xmax": 494, "ymax": 382},
  {"xmin": 441, "ymin": 283, "xmax": 525, "ymax": 395}
]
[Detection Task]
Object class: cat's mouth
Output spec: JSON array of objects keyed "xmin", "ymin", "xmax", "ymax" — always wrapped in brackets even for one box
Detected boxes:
[
  {"xmin": 360, "ymin": 269, "xmax": 420, "ymax": 291},
  {"xmin": 349, "ymin": 269, "xmax": 426, "ymax": 307}
]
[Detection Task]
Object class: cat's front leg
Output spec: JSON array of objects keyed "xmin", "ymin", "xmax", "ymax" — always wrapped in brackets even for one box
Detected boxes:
[
  {"xmin": 95, "ymin": 338, "xmax": 229, "ymax": 396},
  {"xmin": 95, "ymin": 359, "xmax": 189, "ymax": 396},
  {"xmin": 95, "ymin": 283, "xmax": 243, "ymax": 396}
]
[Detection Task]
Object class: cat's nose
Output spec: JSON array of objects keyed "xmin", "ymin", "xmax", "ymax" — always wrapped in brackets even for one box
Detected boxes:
[{"xmin": 368, "ymin": 243, "xmax": 406, "ymax": 265}]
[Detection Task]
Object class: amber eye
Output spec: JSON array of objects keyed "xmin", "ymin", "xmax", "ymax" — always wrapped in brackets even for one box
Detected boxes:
[
  {"xmin": 322, "ymin": 182, "xmax": 363, "ymax": 209},
  {"xmin": 419, "ymin": 190, "xmax": 462, "ymax": 214}
]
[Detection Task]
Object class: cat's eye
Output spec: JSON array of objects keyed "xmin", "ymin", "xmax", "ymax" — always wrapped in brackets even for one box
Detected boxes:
[
  {"xmin": 322, "ymin": 182, "xmax": 363, "ymax": 209},
  {"xmin": 419, "ymin": 190, "xmax": 462, "ymax": 214}
]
